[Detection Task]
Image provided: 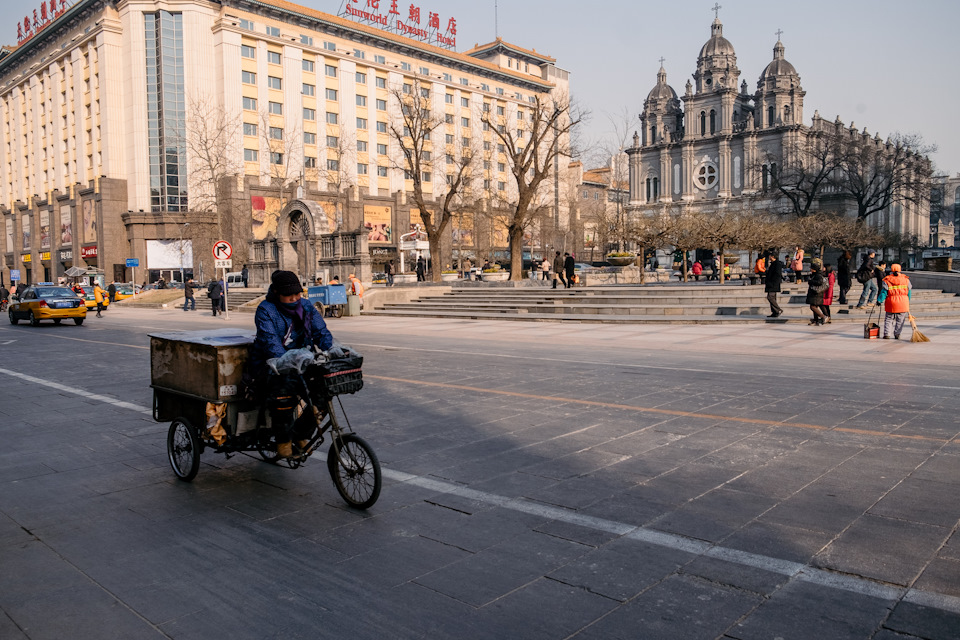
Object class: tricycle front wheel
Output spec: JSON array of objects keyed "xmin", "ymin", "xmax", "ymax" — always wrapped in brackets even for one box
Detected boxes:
[
  {"xmin": 327, "ymin": 433, "xmax": 381, "ymax": 509},
  {"xmin": 167, "ymin": 418, "xmax": 201, "ymax": 481}
]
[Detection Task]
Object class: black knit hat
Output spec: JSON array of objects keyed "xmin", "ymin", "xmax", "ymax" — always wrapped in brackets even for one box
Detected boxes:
[{"xmin": 271, "ymin": 270, "xmax": 302, "ymax": 296}]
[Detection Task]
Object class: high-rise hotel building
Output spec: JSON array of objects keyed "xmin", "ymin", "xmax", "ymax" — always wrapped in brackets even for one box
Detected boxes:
[{"xmin": 0, "ymin": 0, "xmax": 568, "ymax": 285}]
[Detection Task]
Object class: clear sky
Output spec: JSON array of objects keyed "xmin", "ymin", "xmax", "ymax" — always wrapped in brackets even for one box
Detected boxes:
[{"xmin": 4, "ymin": 0, "xmax": 959, "ymax": 174}]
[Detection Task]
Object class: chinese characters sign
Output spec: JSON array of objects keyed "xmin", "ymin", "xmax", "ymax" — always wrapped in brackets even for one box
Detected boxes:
[
  {"xmin": 341, "ymin": 0, "xmax": 457, "ymax": 50},
  {"xmin": 17, "ymin": 0, "xmax": 73, "ymax": 45}
]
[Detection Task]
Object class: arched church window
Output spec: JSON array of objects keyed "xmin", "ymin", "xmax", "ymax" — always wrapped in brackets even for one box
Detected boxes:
[
  {"xmin": 646, "ymin": 178, "xmax": 652, "ymax": 203},
  {"xmin": 653, "ymin": 178, "xmax": 659, "ymax": 201},
  {"xmin": 650, "ymin": 125, "xmax": 657, "ymax": 144},
  {"xmin": 762, "ymin": 164, "xmax": 770, "ymax": 191},
  {"xmin": 783, "ymin": 105, "xmax": 791, "ymax": 124},
  {"xmin": 768, "ymin": 106, "xmax": 775, "ymax": 127},
  {"xmin": 955, "ymin": 187, "xmax": 960, "ymax": 220},
  {"xmin": 710, "ymin": 110, "xmax": 716, "ymax": 134},
  {"xmin": 700, "ymin": 112, "xmax": 706, "ymax": 136},
  {"xmin": 733, "ymin": 111, "xmax": 739, "ymax": 122}
]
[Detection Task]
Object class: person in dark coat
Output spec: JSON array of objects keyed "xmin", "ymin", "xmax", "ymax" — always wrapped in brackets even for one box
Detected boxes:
[
  {"xmin": 250, "ymin": 270, "xmax": 336, "ymax": 459},
  {"xmin": 384, "ymin": 260, "xmax": 394, "ymax": 286},
  {"xmin": 183, "ymin": 279, "xmax": 196, "ymax": 311},
  {"xmin": 563, "ymin": 253, "xmax": 575, "ymax": 289},
  {"xmin": 804, "ymin": 260, "xmax": 828, "ymax": 325},
  {"xmin": 241, "ymin": 265, "xmax": 249, "ymax": 288},
  {"xmin": 218, "ymin": 277, "xmax": 227, "ymax": 312},
  {"xmin": 207, "ymin": 279, "xmax": 222, "ymax": 316},
  {"xmin": 107, "ymin": 282, "xmax": 117, "ymax": 303},
  {"xmin": 837, "ymin": 251, "xmax": 852, "ymax": 304},
  {"xmin": 552, "ymin": 251, "xmax": 564, "ymax": 289},
  {"xmin": 416, "ymin": 255, "xmax": 425, "ymax": 282},
  {"xmin": 765, "ymin": 252, "xmax": 784, "ymax": 318},
  {"xmin": 856, "ymin": 251, "xmax": 877, "ymax": 308}
]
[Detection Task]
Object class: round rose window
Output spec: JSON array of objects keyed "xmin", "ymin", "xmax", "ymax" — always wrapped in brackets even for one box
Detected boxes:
[{"xmin": 695, "ymin": 161, "xmax": 718, "ymax": 190}]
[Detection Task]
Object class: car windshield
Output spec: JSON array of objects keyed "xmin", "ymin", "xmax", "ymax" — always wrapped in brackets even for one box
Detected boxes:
[{"xmin": 38, "ymin": 288, "xmax": 80, "ymax": 299}]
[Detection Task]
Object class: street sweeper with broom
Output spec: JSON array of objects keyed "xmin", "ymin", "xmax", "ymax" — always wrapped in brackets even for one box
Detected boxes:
[{"xmin": 876, "ymin": 263, "xmax": 912, "ymax": 340}]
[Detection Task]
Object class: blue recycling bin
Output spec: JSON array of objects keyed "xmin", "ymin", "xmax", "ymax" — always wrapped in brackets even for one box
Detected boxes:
[{"xmin": 307, "ymin": 284, "xmax": 347, "ymax": 306}]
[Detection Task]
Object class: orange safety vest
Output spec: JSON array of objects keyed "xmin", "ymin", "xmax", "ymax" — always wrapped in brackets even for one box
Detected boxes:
[
  {"xmin": 882, "ymin": 274, "xmax": 910, "ymax": 314},
  {"xmin": 755, "ymin": 258, "xmax": 766, "ymax": 274},
  {"xmin": 349, "ymin": 277, "xmax": 364, "ymax": 297}
]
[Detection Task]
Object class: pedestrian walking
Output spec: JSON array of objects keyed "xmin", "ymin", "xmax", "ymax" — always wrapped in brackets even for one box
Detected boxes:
[
  {"xmin": 791, "ymin": 246, "xmax": 805, "ymax": 283},
  {"xmin": 805, "ymin": 260, "xmax": 828, "ymax": 326},
  {"xmin": 93, "ymin": 282, "xmax": 106, "ymax": 318},
  {"xmin": 107, "ymin": 281, "xmax": 117, "ymax": 304},
  {"xmin": 837, "ymin": 250, "xmax": 852, "ymax": 304},
  {"xmin": 765, "ymin": 252, "xmax": 783, "ymax": 318},
  {"xmin": 540, "ymin": 258, "xmax": 550, "ymax": 281},
  {"xmin": 552, "ymin": 251, "xmax": 564, "ymax": 289},
  {"xmin": 856, "ymin": 251, "xmax": 878, "ymax": 308},
  {"xmin": 416, "ymin": 255, "xmax": 426, "ymax": 282},
  {"xmin": 461, "ymin": 258, "xmax": 471, "ymax": 281},
  {"xmin": 241, "ymin": 265, "xmax": 249, "ymax": 288},
  {"xmin": 820, "ymin": 264, "xmax": 836, "ymax": 323},
  {"xmin": 385, "ymin": 260, "xmax": 394, "ymax": 286},
  {"xmin": 207, "ymin": 279, "xmax": 222, "ymax": 316},
  {"xmin": 877, "ymin": 263, "xmax": 911, "ymax": 339},
  {"xmin": 183, "ymin": 279, "xmax": 196, "ymax": 311},
  {"xmin": 710, "ymin": 255, "xmax": 719, "ymax": 281},
  {"xmin": 0, "ymin": 284, "xmax": 9, "ymax": 310},
  {"xmin": 564, "ymin": 252, "xmax": 575, "ymax": 289}
]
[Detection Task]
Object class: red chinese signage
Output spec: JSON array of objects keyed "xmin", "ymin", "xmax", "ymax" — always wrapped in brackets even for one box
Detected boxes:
[
  {"xmin": 80, "ymin": 245, "xmax": 97, "ymax": 259},
  {"xmin": 17, "ymin": 0, "xmax": 72, "ymax": 45},
  {"xmin": 341, "ymin": 0, "xmax": 457, "ymax": 50}
]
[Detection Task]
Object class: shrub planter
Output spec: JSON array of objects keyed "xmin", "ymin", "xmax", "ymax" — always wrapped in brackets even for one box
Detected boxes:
[
  {"xmin": 481, "ymin": 272, "xmax": 509, "ymax": 281},
  {"xmin": 441, "ymin": 273, "xmax": 460, "ymax": 281},
  {"xmin": 607, "ymin": 256, "xmax": 637, "ymax": 267}
]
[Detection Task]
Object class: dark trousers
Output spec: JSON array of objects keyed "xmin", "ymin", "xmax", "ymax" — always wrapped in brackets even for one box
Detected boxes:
[
  {"xmin": 211, "ymin": 298, "xmax": 219, "ymax": 315},
  {"xmin": 565, "ymin": 272, "xmax": 574, "ymax": 288},
  {"xmin": 96, "ymin": 301, "xmax": 104, "ymax": 317},
  {"xmin": 767, "ymin": 292, "xmax": 783, "ymax": 315},
  {"xmin": 819, "ymin": 304, "xmax": 831, "ymax": 318}
]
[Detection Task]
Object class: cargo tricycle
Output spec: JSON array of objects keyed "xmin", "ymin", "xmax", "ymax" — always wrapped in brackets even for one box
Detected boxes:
[{"xmin": 150, "ymin": 330, "xmax": 381, "ymax": 509}]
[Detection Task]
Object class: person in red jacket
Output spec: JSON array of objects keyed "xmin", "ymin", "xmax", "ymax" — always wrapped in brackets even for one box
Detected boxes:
[{"xmin": 876, "ymin": 263, "xmax": 911, "ymax": 340}]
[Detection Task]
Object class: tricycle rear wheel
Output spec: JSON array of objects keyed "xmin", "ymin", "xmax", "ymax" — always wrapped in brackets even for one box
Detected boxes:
[
  {"xmin": 167, "ymin": 418, "xmax": 201, "ymax": 481},
  {"xmin": 327, "ymin": 433, "xmax": 381, "ymax": 509}
]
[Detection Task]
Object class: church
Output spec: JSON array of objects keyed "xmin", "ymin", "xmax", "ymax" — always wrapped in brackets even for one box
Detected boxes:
[{"xmin": 625, "ymin": 14, "xmax": 929, "ymax": 242}]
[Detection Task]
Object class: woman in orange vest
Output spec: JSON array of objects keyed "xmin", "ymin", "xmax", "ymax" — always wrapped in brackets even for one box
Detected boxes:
[
  {"xmin": 754, "ymin": 255, "xmax": 766, "ymax": 284},
  {"xmin": 876, "ymin": 263, "xmax": 911, "ymax": 339},
  {"xmin": 347, "ymin": 273, "xmax": 364, "ymax": 309}
]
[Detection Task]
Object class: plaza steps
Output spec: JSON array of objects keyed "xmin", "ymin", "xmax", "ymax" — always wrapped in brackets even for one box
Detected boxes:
[
  {"xmin": 224, "ymin": 288, "xmax": 265, "ymax": 311},
  {"xmin": 363, "ymin": 285, "xmax": 960, "ymax": 324}
]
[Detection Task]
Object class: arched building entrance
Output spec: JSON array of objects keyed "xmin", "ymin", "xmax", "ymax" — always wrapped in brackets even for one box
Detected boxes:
[{"xmin": 275, "ymin": 200, "xmax": 331, "ymax": 282}]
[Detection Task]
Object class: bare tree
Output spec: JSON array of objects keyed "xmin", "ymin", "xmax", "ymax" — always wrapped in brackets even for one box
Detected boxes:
[
  {"xmin": 761, "ymin": 132, "xmax": 844, "ymax": 218},
  {"xmin": 663, "ymin": 212, "xmax": 703, "ymax": 282},
  {"xmin": 260, "ymin": 110, "xmax": 304, "ymax": 209},
  {"xmin": 629, "ymin": 209, "xmax": 670, "ymax": 284},
  {"xmin": 696, "ymin": 204, "xmax": 751, "ymax": 284},
  {"xmin": 482, "ymin": 93, "xmax": 585, "ymax": 280},
  {"xmin": 316, "ymin": 130, "xmax": 357, "ymax": 231},
  {"xmin": 387, "ymin": 79, "xmax": 474, "ymax": 282}
]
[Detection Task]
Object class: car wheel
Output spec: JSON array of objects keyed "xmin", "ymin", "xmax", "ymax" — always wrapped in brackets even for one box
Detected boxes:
[
  {"xmin": 29, "ymin": 311, "xmax": 39, "ymax": 326},
  {"xmin": 8, "ymin": 309, "xmax": 17, "ymax": 325},
  {"xmin": 74, "ymin": 318, "xmax": 84, "ymax": 326},
  {"xmin": 53, "ymin": 319, "xmax": 62, "ymax": 325}
]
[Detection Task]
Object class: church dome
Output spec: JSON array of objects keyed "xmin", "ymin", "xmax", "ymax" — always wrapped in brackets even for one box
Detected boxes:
[
  {"xmin": 646, "ymin": 66, "xmax": 678, "ymax": 103},
  {"xmin": 699, "ymin": 18, "xmax": 736, "ymax": 59},
  {"xmin": 760, "ymin": 40, "xmax": 798, "ymax": 80}
]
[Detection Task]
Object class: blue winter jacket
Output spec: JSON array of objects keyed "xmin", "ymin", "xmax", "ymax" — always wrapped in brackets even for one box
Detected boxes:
[{"xmin": 250, "ymin": 290, "xmax": 334, "ymax": 376}]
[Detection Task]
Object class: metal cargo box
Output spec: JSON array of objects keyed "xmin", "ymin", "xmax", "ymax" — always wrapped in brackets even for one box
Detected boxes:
[
  {"xmin": 307, "ymin": 284, "xmax": 347, "ymax": 306},
  {"xmin": 150, "ymin": 330, "xmax": 256, "ymax": 403}
]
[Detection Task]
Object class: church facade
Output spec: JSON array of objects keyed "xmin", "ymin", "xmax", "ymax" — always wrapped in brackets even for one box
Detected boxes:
[{"xmin": 625, "ymin": 16, "xmax": 929, "ymax": 243}]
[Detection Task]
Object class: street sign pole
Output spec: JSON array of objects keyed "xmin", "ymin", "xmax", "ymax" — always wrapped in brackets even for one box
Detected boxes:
[
  {"xmin": 223, "ymin": 264, "xmax": 229, "ymax": 320},
  {"xmin": 213, "ymin": 243, "xmax": 233, "ymax": 320}
]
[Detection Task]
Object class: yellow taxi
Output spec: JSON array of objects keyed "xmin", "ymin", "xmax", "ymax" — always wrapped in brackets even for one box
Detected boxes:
[
  {"xmin": 80, "ymin": 290, "xmax": 110, "ymax": 310},
  {"xmin": 114, "ymin": 285, "xmax": 138, "ymax": 301},
  {"xmin": 8, "ymin": 285, "xmax": 87, "ymax": 326}
]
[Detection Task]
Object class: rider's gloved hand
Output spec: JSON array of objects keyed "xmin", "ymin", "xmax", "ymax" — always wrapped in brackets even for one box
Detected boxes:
[{"xmin": 327, "ymin": 344, "xmax": 345, "ymax": 358}]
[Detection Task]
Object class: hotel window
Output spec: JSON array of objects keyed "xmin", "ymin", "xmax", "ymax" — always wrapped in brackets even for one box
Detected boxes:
[
  {"xmin": 403, "ymin": 83, "xmax": 411, "ymax": 94},
  {"xmin": 377, "ymin": 143, "xmax": 387, "ymax": 155},
  {"xmin": 269, "ymin": 126, "xmax": 283, "ymax": 140},
  {"xmin": 496, "ymin": 88, "xmax": 504, "ymax": 96},
  {"xmin": 374, "ymin": 54, "xmax": 385, "ymax": 64},
  {"xmin": 376, "ymin": 121, "xmax": 387, "ymax": 132},
  {"xmin": 496, "ymin": 106, "xmax": 504, "ymax": 116},
  {"xmin": 377, "ymin": 166, "xmax": 388, "ymax": 177},
  {"xmin": 325, "ymin": 88, "xmax": 338, "ymax": 100},
  {"xmin": 324, "ymin": 41, "xmax": 336, "ymax": 51},
  {"xmin": 461, "ymin": 117, "xmax": 469, "ymax": 127},
  {"xmin": 375, "ymin": 77, "xmax": 386, "ymax": 88},
  {"xmin": 498, "ymin": 144, "xmax": 505, "ymax": 153},
  {"xmin": 354, "ymin": 49, "xmax": 366, "ymax": 59},
  {"xmin": 356, "ymin": 72, "xmax": 367, "ymax": 83},
  {"xmin": 302, "ymin": 83, "xmax": 315, "ymax": 96},
  {"xmin": 267, "ymin": 51, "xmax": 281, "ymax": 64},
  {"xmin": 498, "ymin": 181, "xmax": 506, "ymax": 191},
  {"xmin": 422, "ymin": 151, "xmax": 432, "ymax": 161},
  {"xmin": 422, "ymin": 172, "xmax": 431, "ymax": 181},
  {"xmin": 303, "ymin": 132, "xmax": 316, "ymax": 144},
  {"xmin": 462, "ymin": 137, "xmax": 470, "ymax": 147},
  {"xmin": 325, "ymin": 65, "xmax": 337, "ymax": 77},
  {"xmin": 446, "ymin": 154, "xmax": 453, "ymax": 164},
  {"xmin": 498, "ymin": 162, "xmax": 505, "ymax": 172},
  {"xmin": 517, "ymin": 111, "xmax": 524, "ymax": 120},
  {"xmin": 304, "ymin": 156, "xmax": 316, "ymax": 168},
  {"xmin": 300, "ymin": 34, "xmax": 313, "ymax": 46},
  {"xmin": 445, "ymin": 93, "xmax": 453, "ymax": 104},
  {"xmin": 445, "ymin": 134, "xmax": 454, "ymax": 144},
  {"xmin": 270, "ymin": 151, "xmax": 283, "ymax": 164},
  {"xmin": 326, "ymin": 112, "xmax": 338, "ymax": 124},
  {"xmin": 243, "ymin": 122, "xmax": 258, "ymax": 136},
  {"xmin": 268, "ymin": 102, "xmax": 282, "ymax": 115},
  {"xmin": 444, "ymin": 114, "xmax": 454, "ymax": 124},
  {"xmin": 239, "ymin": 18, "xmax": 253, "ymax": 30},
  {"xmin": 326, "ymin": 135, "xmax": 338, "ymax": 147},
  {"xmin": 241, "ymin": 70, "xmax": 256, "ymax": 84},
  {"xmin": 376, "ymin": 98, "xmax": 386, "ymax": 110},
  {"xmin": 243, "ymin": 97, "xmax": 257, "ymax": 110},
  {"xmin": 244, "ymin": 148, "xmax": 258, "ymax": 161},
  {"xmin": 461, "ymin": 97, "xmax": 469, "ymax": 107},
  {"xmin": 480, "ymin": 83, "xmax": 489, "ymax": 91},
  {"xmin": 267, "ymin": 76, "xmax": 282, "ymax": 90},
  {"xmin": 419, "ymin": 66, "xmax": 429, "ymax": 75},
  {"xmin": 302, "ymin": 59, "xmax": 315, "ymax": 72},
  {"xmin": 357, "ymin": 140, "xmax": 368, "ymax": 152},
  {"xmin": 518, "ymin": 130, "xmax": 524, "ymax": 138},
  {"xmin": 327, "ymin": 159, "xmax": 339, "ymax": 171},
  {"xmin": 483, "ymin": 103, "xmax": 490, "ymax": 112},
  {"xmin": 443, "ymin": 73, "xmax": 452, "ymax": 81},
  {"xmin": 498, "ymin": 125, "xmax": 505, "ymax": 133},
  {"xmin": 484, "ymin": 161, "xmax": 491, "ymax": 170},
  {"xmin": 265, "ymin": 25, "xmax": 280, "ymax": 37},
  {"xmin": 356, "ymin": 95, "xmax": 367, "ymax": 106},
  {"xmin": 303, "ymin": 107, "xmax": 316, "ymax": 120},
  {"xmin": 357, "ymin": 163, "xmax": 368, "ymax": 175},
  {"xmin": 357, "ymin": 117, "xmax": 367, "ymax": 128},
  {"xmin": 420, "ymin": 87, "xmax": 429, "ymax": 98},
  {"xmin": 401, "ymin": 61, "xmax": 411, "ymax": 71},
  {"xmin": 241, "ymin": 44, "xmax": 256, "ymax": 59},
  {"xmin": 482, "ymin": 123, "xmax": 490, "ymax": 132},
  {"xmin": 484, "ymin": 179, "xmax": 491, "ymax": 189},
  {"xmin": 460, "ymin": 77, "xmax": 468, "ymax": 86}
]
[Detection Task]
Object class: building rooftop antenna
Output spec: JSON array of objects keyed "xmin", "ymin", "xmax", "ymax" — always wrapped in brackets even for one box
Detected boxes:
[{"xmin": 495, "ymin": 0, "xmax": 499, "ymax": 39}]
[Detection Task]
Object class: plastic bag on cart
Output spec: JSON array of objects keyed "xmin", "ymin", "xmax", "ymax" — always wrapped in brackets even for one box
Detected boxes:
[
  {"xmin": 267, "ymin": 347, "xmax": 316, "ymax": 375},
  {"xmin": 322, "ymin": 339, "xmax": 361, "ymax": 361}
]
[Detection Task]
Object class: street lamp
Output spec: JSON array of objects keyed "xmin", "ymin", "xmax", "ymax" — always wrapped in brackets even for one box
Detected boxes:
[{"xmin": 178, "ymin": 222, "xmax": 190, "ymax": 284}]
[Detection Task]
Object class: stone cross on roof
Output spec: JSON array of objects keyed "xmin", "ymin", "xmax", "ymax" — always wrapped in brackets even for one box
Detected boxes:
[
  {"xmin": 712, "ymin": 3, "xmax": 722, "ymax": 19},
  {"xmin": 658, "ymin": 56, "xmax": 666, "ymax": 67},
  {"xmin": 776, "ymin": 28, "xmax": 784, "ymax": 40}
]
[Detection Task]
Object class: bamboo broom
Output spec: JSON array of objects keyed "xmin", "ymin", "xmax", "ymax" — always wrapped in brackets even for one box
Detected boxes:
[{"xmin": 908, "ymin": 315, "xmax": 930, "ymax": 342}]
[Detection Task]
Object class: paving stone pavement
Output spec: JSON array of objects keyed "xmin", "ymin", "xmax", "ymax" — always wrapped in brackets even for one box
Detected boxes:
[{"xmin": 0, "ymin": 308, "xmax": 958, "ymax": 639}]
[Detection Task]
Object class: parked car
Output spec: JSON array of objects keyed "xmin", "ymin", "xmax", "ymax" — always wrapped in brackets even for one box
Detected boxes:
[
  {"xmin": 225, "ymin": 271, "xmax": 247, "ymax": 288},
  {"xmin": 8, "ymin": 285, "xmax": 87, "ymax": 326}
]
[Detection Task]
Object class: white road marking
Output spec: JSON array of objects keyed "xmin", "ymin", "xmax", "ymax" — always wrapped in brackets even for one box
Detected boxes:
[{"xmin": 2, "ymin": 366, "xmax": 959, "ymax": 617}]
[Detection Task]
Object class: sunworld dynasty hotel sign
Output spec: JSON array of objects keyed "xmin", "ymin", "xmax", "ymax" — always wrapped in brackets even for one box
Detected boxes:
[{"xmin": 340, "ymin": 0, "xmax": 457, "ymax": 50}]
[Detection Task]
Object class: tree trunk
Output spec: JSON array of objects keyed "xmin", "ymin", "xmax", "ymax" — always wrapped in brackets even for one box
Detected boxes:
[
  {"xmin": 681, "ymin": 249, "xmax": 689, "ymax": 282},
  {"xmin": 718, "ymin": 245, "xmax": 725, "ymax": 284},
  {"xmin": 638, "ymin": 244, "xmax": 646, "ymax": 285},
  {"xmin": 508, "ymin": 224, "xmax": 524, "ymax": 281},
  {"xmin": 428, "ymin": 233, "xmax": 442, "ymax": 283}
]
